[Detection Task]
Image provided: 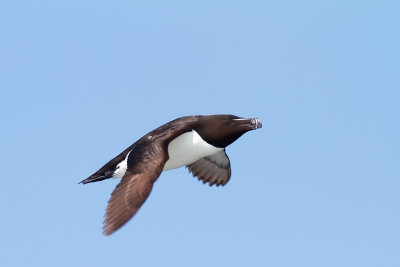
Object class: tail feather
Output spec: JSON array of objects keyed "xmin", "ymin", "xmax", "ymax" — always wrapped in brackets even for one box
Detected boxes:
[
  {"xmin": 80, "ymin": 171, "xmax": 114, "ymax": 184},
  {"xmin": 80, "ymin": 149, "xmax": 129, "ymax": 184}
]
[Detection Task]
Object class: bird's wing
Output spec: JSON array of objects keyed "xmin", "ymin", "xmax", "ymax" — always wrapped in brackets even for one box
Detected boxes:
[
  {"xmin": 187, "ymin": 149, "xmax": 231, "ymax": 187},
  {"xmin": 103, "ymin": 141, "xmax": 168, "ymax": 235}
]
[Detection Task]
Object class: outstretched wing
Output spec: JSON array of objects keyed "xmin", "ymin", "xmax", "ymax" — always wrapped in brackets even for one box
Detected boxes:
[
  {"xmin": 103, "ymin": 141, "xmax": 168, "ymax": 235},
  {"xmin": 187, "ymin": 150, "xmax": 231, "ymax": 187}
]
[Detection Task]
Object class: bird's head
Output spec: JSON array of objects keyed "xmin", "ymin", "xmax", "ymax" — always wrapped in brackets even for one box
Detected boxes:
[{"xmin": 194, "ymin": 114, "xmax": 262, "ymax": 148}]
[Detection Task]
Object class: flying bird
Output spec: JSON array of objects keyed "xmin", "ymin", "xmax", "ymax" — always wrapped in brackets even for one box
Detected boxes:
[{"xmin": 80, "ymin": 114, "xmax": 262, "ymax": 235}]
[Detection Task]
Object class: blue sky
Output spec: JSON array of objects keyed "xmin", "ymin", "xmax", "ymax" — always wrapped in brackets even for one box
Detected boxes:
[{"xmin": 0, "ymin": 1, "xmax": 399, "ymax": 267}]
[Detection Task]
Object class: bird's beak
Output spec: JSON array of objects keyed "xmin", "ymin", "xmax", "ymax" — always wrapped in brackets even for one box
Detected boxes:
[
  {"xmin": 234, "ymin": 117, "xmax": 262, "ymax": 130},
  {"xmin": 250, "ymin": 118, "xmax": 262, "ymax": 130}
]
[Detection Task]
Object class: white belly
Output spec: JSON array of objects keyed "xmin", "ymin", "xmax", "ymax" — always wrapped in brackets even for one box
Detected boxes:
[{"xmin": 163, "ymin": 130, "xmax": 223, "ymax": 171}]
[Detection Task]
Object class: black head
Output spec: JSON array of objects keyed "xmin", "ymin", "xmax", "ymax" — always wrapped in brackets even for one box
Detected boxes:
[{"xmin": 193, "ymin": 114, "xmax": 262, "ymax": 148}]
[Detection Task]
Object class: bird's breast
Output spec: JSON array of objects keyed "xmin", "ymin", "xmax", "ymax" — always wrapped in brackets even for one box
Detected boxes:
[{"xmin": 163, "ymin": 130, "xmax": 223, "ymax": 171}]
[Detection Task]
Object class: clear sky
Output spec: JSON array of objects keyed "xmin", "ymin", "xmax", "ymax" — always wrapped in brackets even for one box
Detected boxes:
[{"xmin": 0, "ymin": 1, "xmax": 399, "ymax": 267}]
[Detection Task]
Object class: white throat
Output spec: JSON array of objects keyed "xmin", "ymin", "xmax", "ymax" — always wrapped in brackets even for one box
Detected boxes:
[{"xmin": 163, "ymin": 130, "xmax": 223, "ymax": 171}]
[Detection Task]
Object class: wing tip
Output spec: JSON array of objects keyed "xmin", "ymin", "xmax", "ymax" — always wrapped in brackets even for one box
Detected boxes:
[{"xmin": 102, "ymin": 224, "xmax": 114, "ymax": 236}]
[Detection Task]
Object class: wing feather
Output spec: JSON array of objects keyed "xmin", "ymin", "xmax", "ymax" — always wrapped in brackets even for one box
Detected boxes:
[
  {"xmin": 103, "ymin": 141, "xmax": 167, "ymax": 235},
  {"xmin": 187, "ymin": 150, "xmax": 231, "ymax": 187}
]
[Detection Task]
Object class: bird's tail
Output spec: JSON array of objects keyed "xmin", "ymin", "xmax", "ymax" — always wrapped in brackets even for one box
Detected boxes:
[
  {"xmin": 79, "ymin": 170, "xmax": 114, "ymax": 184},
  {"xmin": 80, "ymin": 175, "xmax": 108, "ymax": 184}
]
